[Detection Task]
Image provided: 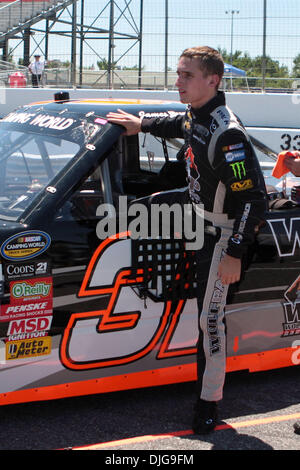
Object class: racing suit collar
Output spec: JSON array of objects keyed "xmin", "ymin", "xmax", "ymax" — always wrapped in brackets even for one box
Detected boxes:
[{"xmin": 190, "ymin": 91, "xmax": 226, "ymax": 122}]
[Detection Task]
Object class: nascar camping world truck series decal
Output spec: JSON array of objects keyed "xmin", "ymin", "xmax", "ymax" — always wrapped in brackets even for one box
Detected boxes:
[{"xmin": 0, "ymin": 231, "xmax": 51, "ymax": 261}]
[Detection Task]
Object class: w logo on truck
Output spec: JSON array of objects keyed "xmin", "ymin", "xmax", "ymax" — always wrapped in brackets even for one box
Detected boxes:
[
  {"xmin": 282, "ymin": 275, "xmax": 300, "ymax": 337},
  {"xmin": 267, "ymin": 217, "xmax": 300, "ymax": 257}
]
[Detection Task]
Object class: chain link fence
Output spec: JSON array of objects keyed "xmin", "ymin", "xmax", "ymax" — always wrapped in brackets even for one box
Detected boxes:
[{"xmin": 2, "ymin": 0, "xmax": 300, "ymax": 91}]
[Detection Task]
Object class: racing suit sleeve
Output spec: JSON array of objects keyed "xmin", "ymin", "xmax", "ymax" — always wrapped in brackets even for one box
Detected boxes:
[
  {"xmin": 140, "ymin": 114, "xmax": 185, "ymax": 139},
  {"xmin": 213, "ymin": 129, "xmax": 268, "ymax": 259}
]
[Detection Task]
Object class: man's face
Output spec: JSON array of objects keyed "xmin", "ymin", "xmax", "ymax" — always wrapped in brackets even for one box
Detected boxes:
[{"xmin": 175, "ymin": 56, "xmax": 219, "ymax": 108}]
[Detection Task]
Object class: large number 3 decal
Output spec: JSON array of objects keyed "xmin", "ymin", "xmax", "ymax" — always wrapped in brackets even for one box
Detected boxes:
[{"xmin": 60, "ymin": 232, "xmax": 198, "ymax": 370}]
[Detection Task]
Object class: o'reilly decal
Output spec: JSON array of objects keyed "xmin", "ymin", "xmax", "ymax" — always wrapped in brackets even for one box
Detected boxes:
[
  {"xmin": 10, "ymin": 277, "xmax": 52, "ymax": 303},
  {"xmin": 0, "ymin": 231, "xmax": 51, "ymax": 261}
]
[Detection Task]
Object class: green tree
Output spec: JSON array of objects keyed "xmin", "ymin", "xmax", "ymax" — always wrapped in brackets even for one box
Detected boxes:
[
  {"xmin": 292, "ymin": 53, "xmax": 300, "ymax": 77},
  {"xmin": 218, "ymin": 47, "xmax": 290, "ymax": 89},
  {"xmin": 97, "ymin": 58, "xmax": 120, "ymax": 70},
  {"xmin": 122, "ymin": 64, "xmax": 144, "ymax": 70},
  {"xmin": 46, "ymin": 59, "xmax": 71, "ymax": 69}
]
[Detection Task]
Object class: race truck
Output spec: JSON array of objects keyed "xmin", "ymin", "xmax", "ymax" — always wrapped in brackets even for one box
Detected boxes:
[{"xmin": 0, "ymin": 93, "xmax": 299, "ymax": 406}]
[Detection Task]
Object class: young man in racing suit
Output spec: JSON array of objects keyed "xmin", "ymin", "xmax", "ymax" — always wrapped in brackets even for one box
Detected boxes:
[{"xmin": 107, "ymin": 46, "xmax": 267, "ymax": 434}]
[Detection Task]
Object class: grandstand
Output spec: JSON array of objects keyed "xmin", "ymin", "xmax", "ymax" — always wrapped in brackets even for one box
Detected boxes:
[
  {"xmin": 0, "ymin": 0, "xmax": 75, "ymax": 64},
  {"xmin": 0, "ymin": 1, "xmax": 74, "ymax": 36},
  {"xmin": 0, "ymin": 0, "xmax": 143, "ymax": 89}
]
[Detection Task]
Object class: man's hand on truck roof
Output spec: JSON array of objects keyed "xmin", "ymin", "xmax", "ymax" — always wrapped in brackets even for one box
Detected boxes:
[{"xmin": 106, "ymin": 109, "xmax": 142, "ymax": 136}]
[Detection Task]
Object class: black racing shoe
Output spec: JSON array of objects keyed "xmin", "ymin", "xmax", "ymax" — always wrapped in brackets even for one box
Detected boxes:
[
  {"xmin": 293, "ymin": 421, "xmax": 300, "ymax": 435},
  {"xmin": 192, "ymin": 398, "xmax": 218, "ymax": 434}
]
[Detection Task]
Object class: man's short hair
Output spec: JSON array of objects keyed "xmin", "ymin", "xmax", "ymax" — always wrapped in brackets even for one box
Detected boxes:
[{"xmin": 180, "ymin": 46, "xmax": 224, "ymax": 84}]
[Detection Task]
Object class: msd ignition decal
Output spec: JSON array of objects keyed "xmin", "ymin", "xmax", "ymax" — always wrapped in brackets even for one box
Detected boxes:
[
  {"xmin": 60, "ymin": 232, "xmax": 198, "ymax": 371},
  {"xmin": 7, "ymin": 316, "xmax": 52, "ymax": 341},
  {"xmin": 0, "ymin": 231, "xmax": 51, "ymax": 261},
  {"xmin": 282, "ymin": 275, "xmax": 300, "ymax": 337}
]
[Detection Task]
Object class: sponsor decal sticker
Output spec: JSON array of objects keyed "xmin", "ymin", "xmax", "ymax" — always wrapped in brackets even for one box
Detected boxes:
[
  {"xmin": 222, "ymin": 142, "xmax": 244, "ymax": 152},
  {"xmin": 237, "ymin": 203, "xmax": 251, "ymax": 234},
  {"xmin": 0, "ymin": 261, "xmax": 4, "ymax": 297},
  {"xmin": 2, "ymin": 112, "xmax": 75, "ymax": 131},
  {"xmin": 7, "ymin": 316, "xmax": 52, "ymax": 341},
  {"xmin": 231, "ymin": 179, "xmax": 254, "ymax": 191},
  {"xmin": 10, "ymin": 277, "xmax": 52, "ymax": 303},
  {"xmin": 138, "ymin": 110, "xmax": 185, "ymax": 119},
  {"xmin": 230, "ymin": 161, "xmax": 246, "ymax": 179},
  {"xmin": 215, "ymin": 108, "xmax": 230, "ymax": 125},
  {"xmin": 230, "ymin": 233, "xmax": 243, "ymax": 244},
  {"xmin": 224, "ymin": 149, "xmax": 246, "ymax": 163},
  {"xmin": 0, "ymin": 301, "xmax": 53, "ymax": 322},
  {"xmin": 1, "ymin": 231, "xmax": 51, "ymax": 261},
  {"xmin": 4, "ymin": 260, "xmax": 51, "ymax": 280},
  {"xmin": 207, "ymin": 278, "xmax": 225, "ymax": 355},
  {"xmin": 94, "ymin": 118, "xmax": 107, "ymax": 125},
  {"xmin": 6, "ymin": 337, "xmax": 51, "ymax": 360}
]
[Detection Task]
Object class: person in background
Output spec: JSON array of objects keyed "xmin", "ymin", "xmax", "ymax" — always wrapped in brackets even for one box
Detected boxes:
[
  {"xmin": 28, "ymin": 55, "xmax": 45, "ymax": 88},
  {"xmin": 107, "ymin": 46, "xmax": 267, "ymax": 434}
]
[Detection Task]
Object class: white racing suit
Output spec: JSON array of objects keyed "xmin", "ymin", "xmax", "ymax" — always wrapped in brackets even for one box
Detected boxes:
[{"xmin": 141, "ymin": 91, "xmax": 267, "ymax": 401}]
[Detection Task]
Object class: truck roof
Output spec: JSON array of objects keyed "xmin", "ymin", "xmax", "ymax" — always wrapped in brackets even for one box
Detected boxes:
[{"xmin": 25, "ymin": 97, "xmax": 186, "ymax": 117}]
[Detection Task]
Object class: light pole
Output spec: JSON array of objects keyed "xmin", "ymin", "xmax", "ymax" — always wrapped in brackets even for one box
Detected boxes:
[
  {"xmin": 225, "ymin": 10, "xmax": 239, "ymax": 65},
  {"xmin": 262, "ymin": 0, "xmax": 267, "ymax": 92}
]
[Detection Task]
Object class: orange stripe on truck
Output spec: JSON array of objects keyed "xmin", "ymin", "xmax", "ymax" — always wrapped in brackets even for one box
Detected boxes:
[{"xmin": 0, "ymin": 346, "xmax": 296, "ymax": 406}]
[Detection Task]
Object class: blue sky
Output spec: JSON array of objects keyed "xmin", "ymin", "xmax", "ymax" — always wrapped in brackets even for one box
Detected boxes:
[{"xmin": 10, "ymin": 0, "xmax": 300, "ymax": 72}]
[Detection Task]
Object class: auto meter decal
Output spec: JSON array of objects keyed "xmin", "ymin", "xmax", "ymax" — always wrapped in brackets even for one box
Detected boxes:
[
  {"xmin": 6, "ymin": 336, "xmax": 51, "ymax": 361},
  {"xmin": 0, "ymin": 231, "xmax": 51, "ymax": 261}
]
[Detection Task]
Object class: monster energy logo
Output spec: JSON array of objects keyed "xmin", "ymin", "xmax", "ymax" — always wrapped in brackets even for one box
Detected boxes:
[{"xmin": 230, "ymin": 161, "xmax": 246, "ymax": 179}]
